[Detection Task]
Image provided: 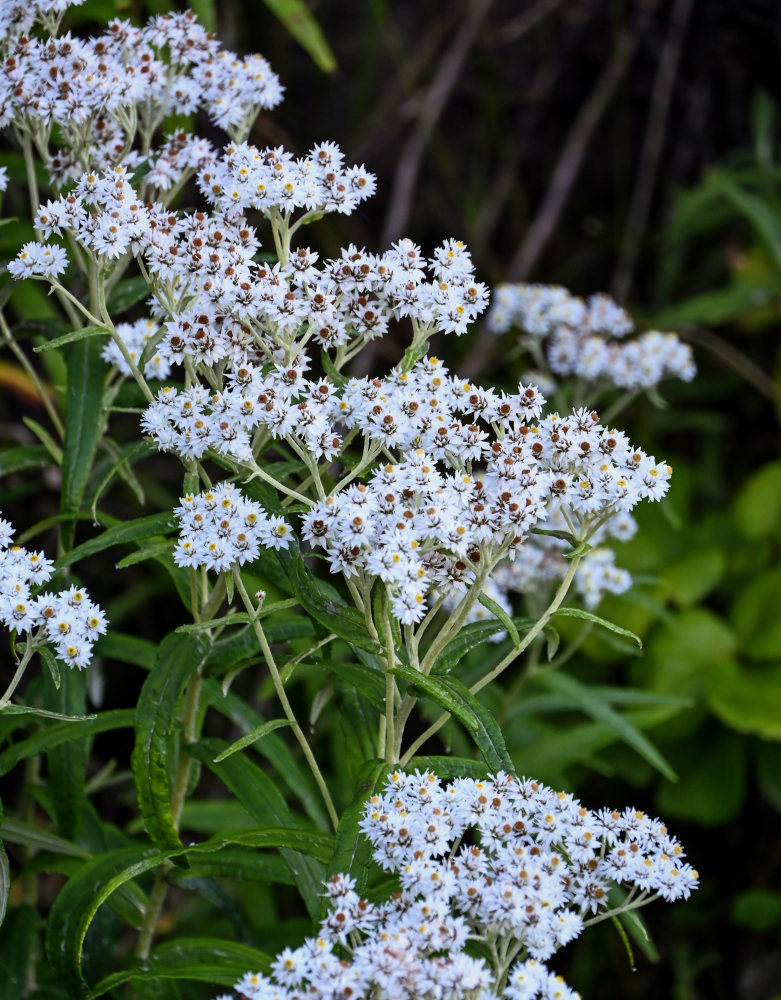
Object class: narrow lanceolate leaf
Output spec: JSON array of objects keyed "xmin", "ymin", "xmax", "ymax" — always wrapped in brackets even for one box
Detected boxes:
[
  {"xmin": 43, "ymin": 661, "xmax": 89, "ymax": 840},
  {"xmin": 61, "ymin": 337, "xmax": 105, "ymax": 545},
  {"xmin": 212, "ymin": 719, "xmax": 292, "ymax": 762},
  {"xmin": 189, "ymin": 738, "xmax": 328, "ymax": 921},
  {"xmin": 325, "ymin": 759, "xmax": 387, "ymax": 909},
  {"xmin": 0, "ymin": 797, "xmax": 8, "ymax": 928},
  {"xmin": 477, "ymin": 592, "xmax": 520, "ymax": 647},
  {"xmin": 85, "ymin": 938, "xmax": 272, "ymax": 997},
  {"xmin": 0, "ymin": 709, "xmax": 135, "ymax": 777},
  {"xmin": 432, "ymin": 617, "xmax": 536, "ymax": 675},
  {"xmin": 34, "ymin": 324, "xmax": 108, "ymax": 353},
  {"xmin": 279, "ymin": 547, "xmax": 381, "ymax": 653},
  {"xmin": 553, "ymin": 607, "xmax": 642, "ymax": 648},
  {"xmin": 406, "ymin": 756, "xmax": 488, "ymax": 779},
  {"xmin": 58, "ymin": 512, "xmax": 177, "ymax": 567},
  {"xmin": 0, "ymin": 444, "xmax": 50, "ymax": 477},
  {"xmin": 45, "ymin": 845, "xmax": 150, "ymax": 995},
  {"xmin": 261, "ymin": 0, "xmax": 337, "ymax": 73},
  {"xmin": 533, "ymin": 671, "xmax": 677, "ymax": 780},
  {"xmin": 132, "ymin": 633, "xmax": 210, "ymax": 855},
  {"xmin": 390, "ymin": 665, "xmax": 514, "ymax": 772}
]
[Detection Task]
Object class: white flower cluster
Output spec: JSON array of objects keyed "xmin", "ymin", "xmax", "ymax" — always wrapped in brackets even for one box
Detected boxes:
[
  {"xmin": 0, "ymin": 513, "xmax": 107, "ymax": 668},
  {"xmin": 0, "ymin": 0, "xmax": 84, "ymax": 41},
  {"xmin": 488, "ymin": 284, "xmax": 695, "ymax": 391},
  {"xmin": 7, "ymin": 240, "xmax": 68, "ymax": 279},
  {"xmin": 218, "ymin": 770, "xmax": 697, "ymax": 1000},
  {"xmin": 1, "ymin": 11, "xmax": 282, "ymax": 180},
  {"xmin": 299, "ymin": 376, "xmax": 670, "ymax": 623},
  {"xmin": 173, "ymin": 483, "xmax": 291, "ymax": 572},
  {"xmin": 101, "ymin": 318, "xmax": 170, "ymax": 380}
]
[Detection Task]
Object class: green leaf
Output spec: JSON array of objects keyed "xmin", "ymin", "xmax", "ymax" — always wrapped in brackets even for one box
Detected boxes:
[
  {"xmin": 706, "ymin": 660, "xmax": 781, "ymax": 739},
  {"xmin": 390, "ymin": 665, "xmax": 514, "ymax": 772},
  {"xmin": 22, "ymin": 416, "xmax": 62, "ymax": 465},
  {"xmin": 553, "ymin": 607, "xmax": 641, "ymax": 648},
  {"xmin": 317, "ymin": 656, "xmax": 385, "ymax": 711},
  {"xmin": 85, "ymin": 938, "xmax": 272, "ymax": 997},
  {"xmin": 261, "ymin": 0, "xmax": 337, "ymax": 73},
  {"xmin": 0, "ymin": 444, "xmax": 51, "ymax": 477},
  {"xmin": 515, "ymin": 707, "xmax": 682, "ymax": 779},
  {"xmin": 131, "ymin": 633, "xmax": 211, "ymax": 855},
  {"xmin": 406, "ymin": 756, "xmax": 488, "ymax": 779},
  {"xmin": 320, "ymin": 349, "xmax": 348, "ymax": 388},
  {"xmin": 0, "ymin": 704, "xmax": 96, "ymax": 722},
  {"xmin": 212, "ymin": 719, "xmax": 292, "ymax": 762},
  {"xmin": 175, "ymin": 613, "xmax": 253, "ymax": 634},
  {"xmin": 533, "ymin": 672, "xmax": 677, "ymax": 781},
  {"xmin": 188, "ymin": 739, "xmax": 328, "ymax": 921},
  {"xmin": 43, "ymin": 662, "xmax": 89, "ymax": 839},
  {"xmin": 279, "ymin": 547, "xmax": 380, "ymax": 653},
  {"xmin": 0, "ymin": 709, "xmax": 135, "ymax": 777},
  {"xmin": 46, "ymin": 845, "xmax": 150, "ymax": 994},
  {"xmin": 58, "ymin": 513, "xmax": 176, "ymax": 567},
  {"xmin": 204, "ymin": 680, "xmax": 329, "ymax": 831},
  {"xmin": 0, "ymin": 817, "xmax": 91, "ymax": 858},
  {"xmin": 169, "ymin": 848, "xmax": 292, "ymax": 886},
  {"xmin": 105, "ymin": 276, "xmax": 149, "ymax": 315},
  {"xmin": 477, "ymin": 592, "xmax": 520, "ymax": 646},
  {"xmin": 34, "ymin": 324, "xmax": 108, "ymax": 354},
  {"xmin": 61, "ymin": 337, "xmax": 105, "ymax": 545},
  {"xmin": 656, "ymin": 729, "xmax": 746, "ymax": 825},
  {"xmin": 432, "ymin": 617, "xmax": 536, "ymax": 675},
  {"xmin": 0, "ymin": 798, "xmax": 8, "ymax": 928},
  {"xmin": 325, "ymin": 759, "xmax": 387, "ymax": 905},
  {"xmin": 94, "ymin": 632, "xmax": 156, "ymax": 671},
  {"xmin": 733, "ymin": 461, "xmax": 781, "ymax": 539}
]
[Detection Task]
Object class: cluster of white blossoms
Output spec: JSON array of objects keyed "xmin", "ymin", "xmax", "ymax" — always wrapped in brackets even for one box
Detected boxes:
[
  {"xmin": 1, "ymin": 10, "xmax": 282, "ymax": 183},
  {"xmin": 0, "ymin": 513, "xmax": 107, "ymax": 668},
  {"xmin": 0, "ymin": 0, "xmax": 84, "ymax": 40},
  {"xmin": 217, "ymin": 770, "xmax": 697, "ymax": 1000},
  {"xmin": 173, "ymin": 483, "xmax": 291, "ymax": 572},
  {"xmin": 100, "ymin": 318, "xmax": 170, "ymax": 380},
  {"xmin": 300, "ymin": 375, "xmax": 670, "ymax": 623},
  {"xmin": 488, "ymin": 284, "xmax": 696, "ymax": 391}
]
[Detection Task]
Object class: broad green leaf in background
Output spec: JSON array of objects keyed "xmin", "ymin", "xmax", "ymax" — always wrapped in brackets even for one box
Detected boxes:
[
  {"xmin": 733, "ymin": 460, "xmax": 781, "ymax": 539},
  {"xmin": 706, "ymin": 660, "xmax": 781, "ymax": 739}
]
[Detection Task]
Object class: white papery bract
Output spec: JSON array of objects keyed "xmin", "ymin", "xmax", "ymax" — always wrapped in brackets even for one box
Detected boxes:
[
  {"xmin": 0, "ymin": 511, "xmax": 107, "ymax": 669},
  {"xmin": 173, "ymin": 483, "xmax": 291, "ymax": 572},
  {"xmin": 219, "ymin": 770, "xmax": 696, "ymax": 1000},
  {"xmin": 488, "ymin": 283, "xmax": 695, "ymax": 391}
]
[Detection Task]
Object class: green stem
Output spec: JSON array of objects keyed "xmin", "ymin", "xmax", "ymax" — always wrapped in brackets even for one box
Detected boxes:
[
  {"xmin": 0, "ymin": 639, "xmax": 39, "ymax": 709},
  {"xmin": 233, "ymin": 567, "xmax": 339, "ymax": 830},
  {"xmin": 0, "ymin": 309, "xmax": 64, "ymax": 438},
  {"xmin": 399, "ymin": 553, "xmax": 584, "ymax": 766}
]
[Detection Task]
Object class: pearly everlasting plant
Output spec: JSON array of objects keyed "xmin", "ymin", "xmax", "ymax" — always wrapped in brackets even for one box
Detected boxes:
[{"xmin": 0, "ymin": 3, "xmax": 698, "ymax": 998}]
